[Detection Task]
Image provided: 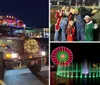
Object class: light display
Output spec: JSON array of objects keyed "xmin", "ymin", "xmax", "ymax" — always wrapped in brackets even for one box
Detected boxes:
[
  {"xmin": 51, "ymin": 46, "xmax": 73, "ymax": 66},
  {"xmin": 24, "ymin": 39, "xmax": 39, "ymax": 54},
  {"xmin": 0, "ymin": 15, "xmax": 25, "ymax": 28},
  {"xmin": 82, "ymin": 60, "xmax": 89, "ymax": 77},
  {"xmin": 52, "ymin": 47, "xmax": 100, "ymax": 78},
  {"xmin": 56, "ymin": 61, "xmax": 100, "ymax": 78}
]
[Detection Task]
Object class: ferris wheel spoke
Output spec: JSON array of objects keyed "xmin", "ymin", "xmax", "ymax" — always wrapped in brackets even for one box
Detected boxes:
[
  {"xmin": 58, "ymin": 47, "xmax": 62, "ymax": 52},
  {"xmin": 51, "ymin": 46, "xmax": 73, "ymax": 66}
]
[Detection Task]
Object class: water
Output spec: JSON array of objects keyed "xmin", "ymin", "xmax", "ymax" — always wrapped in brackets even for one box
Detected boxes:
[
  {"xmin": 56, "ymin": 77, "xmax": 100, "ymax": 85},
  {"xmin": 56, "ymin": 62, "xmax": 100, "ymax": 78},
  {"xmin": 55, "ymin": 61, "xmax": 100, "ymax": 85}
]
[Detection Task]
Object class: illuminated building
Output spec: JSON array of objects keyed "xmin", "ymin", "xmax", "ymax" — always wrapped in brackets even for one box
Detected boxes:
[
  {"xmin": 0, "ymin": 15, "xmax": 26, "ymax": 35},
  {"xmin": 25, "ymin": 28, "xmax": 49, "ymax": 38}
]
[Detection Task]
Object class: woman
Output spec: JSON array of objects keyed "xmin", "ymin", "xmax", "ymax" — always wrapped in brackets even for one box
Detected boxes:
[
  {"xmin": 66, "ymin": 13, "xmax": 75, "ymax": 41},
  {"xmin": 84, "ymin": 15, "xmax": 94, "ymax": 41},
  {"xmin": 60, "ymin": 6, "xmax": 71, "ymax": 41},
  {"xmin": 54, "ymin": 7, "xmax": 65, "ymax": 41}
]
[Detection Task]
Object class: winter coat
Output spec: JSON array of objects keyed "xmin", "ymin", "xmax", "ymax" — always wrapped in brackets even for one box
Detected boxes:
[
  {"xmin": 85, "ymin": 21, "xmax": 94, "ymax": 41},
  {"xmin": 55, "ymin": 10, "xmax": 64, "ymax": 31}
]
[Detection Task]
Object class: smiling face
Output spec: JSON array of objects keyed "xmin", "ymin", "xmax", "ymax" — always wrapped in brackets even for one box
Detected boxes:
[
  {"xmin": 84, "ymin": 18, "xmax": 90, "ymax": 23},
  {"xmin": 66, "ymin": 6, "xmax": 70, "ymax": 12}
]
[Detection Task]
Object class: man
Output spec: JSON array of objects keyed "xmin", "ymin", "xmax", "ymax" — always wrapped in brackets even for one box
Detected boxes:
[{"xmin": 74, "ymin": 7, "xmax": 85, "ymax": 41}]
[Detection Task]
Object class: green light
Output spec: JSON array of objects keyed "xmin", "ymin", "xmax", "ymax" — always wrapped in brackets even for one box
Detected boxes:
[
  {"xmin": 96, "ymin": 64, "xmax": 98, "ymax": 78},
  {"xmin": 92, "ymin": 69, "xmax": 95, "ymax": 78},
  {"xmin": 89, "ymin": 76, "xmax": 91, "ymax": 78},
  {"xmin": 99, "ymin": 64, "xmax": 100, "ymax": 77},
  {"xmin": 71, "ymin": 76, "xmax": 73, "ymax": 78},
  {"xmin": 76, "ymin": 63, "xmax": 78, "ymax": 78},
  {"xmin": 85, "ymin": 75, "xmax": 87, "ymax": 78},
  {"xmin": 57, "ymin": 72, "xmax": 60, "ymax": 75},
  {"xmin": 89, "ymin": 63, "xmax": 91, "ymax": 78},
  {"xmin": 93, "ymin": 76, "xmax": 95, "ymax": 78},
  {"xmin": 80, "ymin": 63, "xmax": 82, "ymax": 78},
  {"xmin": 67, "ymin": 66, "xmax": 69, "ymax": 78},
  {"xmin": 64, "ymin": 75, "xmax": 66, "ymax": 77},
  {"xmin": 56, "ymin": 62, "xmax": 100, "ymax": 78},
  {"xmin": 57, "ymin": 65, "xmax": 63, "ymax": 76},
  {"xmin": 80, "ymin": 76, "xmax": 82, "ymax": 78},
  {"xmin": 96, "ymin": 69, "xmax": 98, "ymax": 77},
  {"xmin": 64, "ymin": 66, "xmax": 66, "ymax": 77},
  {"xmin": 57, "ymin": 51, "xmax": 69, "ymax": 62},
  {"xmin": 71, "ymin": 63, "xmax": 73, "ymax": 78}
]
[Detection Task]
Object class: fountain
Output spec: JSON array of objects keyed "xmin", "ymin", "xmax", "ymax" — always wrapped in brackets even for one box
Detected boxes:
[
  {"xmin": 89, "ymin": 63, "xmax": 91, "ymax": 78},
  {"xmin": 76, "ymin": 63, "xmax": 78, "ymax": 78},
  {"xmin": 52, "ymin": 47, "xmax": 100, "ymax": 78},
  {"xmin": 82, "ymin": 60, "xmax": 89, "ymax": 78},
  {"xmin": 56, "ymin": 61, "xmax": 100, "ymax": 78},
  {"xmin": 80, "ymin": 63, "xmax": 82, "ymax": 78}
]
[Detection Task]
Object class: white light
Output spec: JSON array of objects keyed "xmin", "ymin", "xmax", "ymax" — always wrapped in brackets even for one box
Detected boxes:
[
  {"xmin": 94, "ymin": 23, "xmax": 98, "ymax": 29},
  {"xmin": 12, "ymin": 16, "xmax": 14, "ymax": 18},
  {"xmin": 23, "ymin": 24, "xmax": 26, "ymax": 28},
  {"xmin": 6, "ymin": 15, "xmax": 8, "ymax": 17},
  {"xmin": 11, "ymin": 53, "xmax": 19, "ymax": 58},
  {"xmin": 41, "ymin": 51, "xmax": 46, "ymax": 56}
]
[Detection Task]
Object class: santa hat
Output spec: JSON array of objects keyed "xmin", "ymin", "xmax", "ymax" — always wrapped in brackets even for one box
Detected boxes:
[{"xmin": 84, "ymin": 15, "xmax": 91, "ymax": 19}]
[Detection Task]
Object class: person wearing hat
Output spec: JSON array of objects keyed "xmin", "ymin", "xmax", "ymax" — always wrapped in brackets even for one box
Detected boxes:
[
  {"xmin": 84, "ymin": 15, "xmax": 94, "ymax": 41},
  {"xmin": 74, "ymin": 5, "xmax": 97, "ymax": 41},
  {"xmin": 74, "ymin": 7, "xmax": 85, "ymax": 41}
]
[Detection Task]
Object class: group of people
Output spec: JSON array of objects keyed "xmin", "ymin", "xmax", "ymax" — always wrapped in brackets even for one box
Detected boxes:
[{"xmin": 54, "ymin": 6, "xmax": 98, "ymax": 41}]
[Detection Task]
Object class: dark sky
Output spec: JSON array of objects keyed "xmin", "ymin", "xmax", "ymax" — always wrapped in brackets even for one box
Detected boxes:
[
  {"xmin": 51, "ymin": 43, "xmax": 100, "ymax": 65},
  {"xmin": 0, "ymin": 0, "xmax": 48, "ymax": 28}
]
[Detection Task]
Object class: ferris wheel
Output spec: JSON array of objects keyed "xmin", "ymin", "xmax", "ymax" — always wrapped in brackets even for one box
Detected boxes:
[{"xmin": 51, "ymin": 46, "xmax": 73, "ymax": 66}]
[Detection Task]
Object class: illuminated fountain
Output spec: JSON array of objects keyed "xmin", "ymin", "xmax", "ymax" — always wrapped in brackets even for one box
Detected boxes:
[
  {"xmin": 51, "ymin": 46, "xmax": 100, "ymax": 78},
  {"xmin": 82, "ymin": 60, "xmax": 89, "ymax": 78},
  {"xmin": 56, "ymin": 61, "xmax": 100, "ymax": 78}
]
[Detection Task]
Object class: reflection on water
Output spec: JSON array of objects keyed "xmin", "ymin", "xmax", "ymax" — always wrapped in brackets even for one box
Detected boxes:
[{"xmin": 56, "ymin": 77, "xmax": 100, "ymax": 85}]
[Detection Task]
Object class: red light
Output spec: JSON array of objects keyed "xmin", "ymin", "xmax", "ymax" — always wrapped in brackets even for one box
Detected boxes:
[{"xmin": 51, "ymin": 46, "xmax": 73, "ymax": 66}]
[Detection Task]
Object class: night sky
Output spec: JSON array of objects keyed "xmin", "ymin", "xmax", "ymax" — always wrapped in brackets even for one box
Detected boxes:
[
  {"xmin": 51, "ymin": 43, "xmax": 100, "ymax": 65},
  {"xmin": 0, "ymin": 0, "xmax": 48, "ymax": 28}
]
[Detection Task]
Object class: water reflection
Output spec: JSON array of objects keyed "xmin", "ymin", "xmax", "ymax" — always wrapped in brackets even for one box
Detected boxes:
[{"xmin": 57, "ymin": 78, "xmax": 100, "ymax": 85}]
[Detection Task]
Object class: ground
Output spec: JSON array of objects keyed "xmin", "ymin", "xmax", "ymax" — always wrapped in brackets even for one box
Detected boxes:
[{"xmin": 1, "ymin": 66, "xmax": 48, "ymax": 85}]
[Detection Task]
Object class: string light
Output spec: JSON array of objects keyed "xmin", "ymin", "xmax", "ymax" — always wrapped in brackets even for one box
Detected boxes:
[{"xmin": 24, "ymin": 39, "xmax": 39, "ymax": 53}]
